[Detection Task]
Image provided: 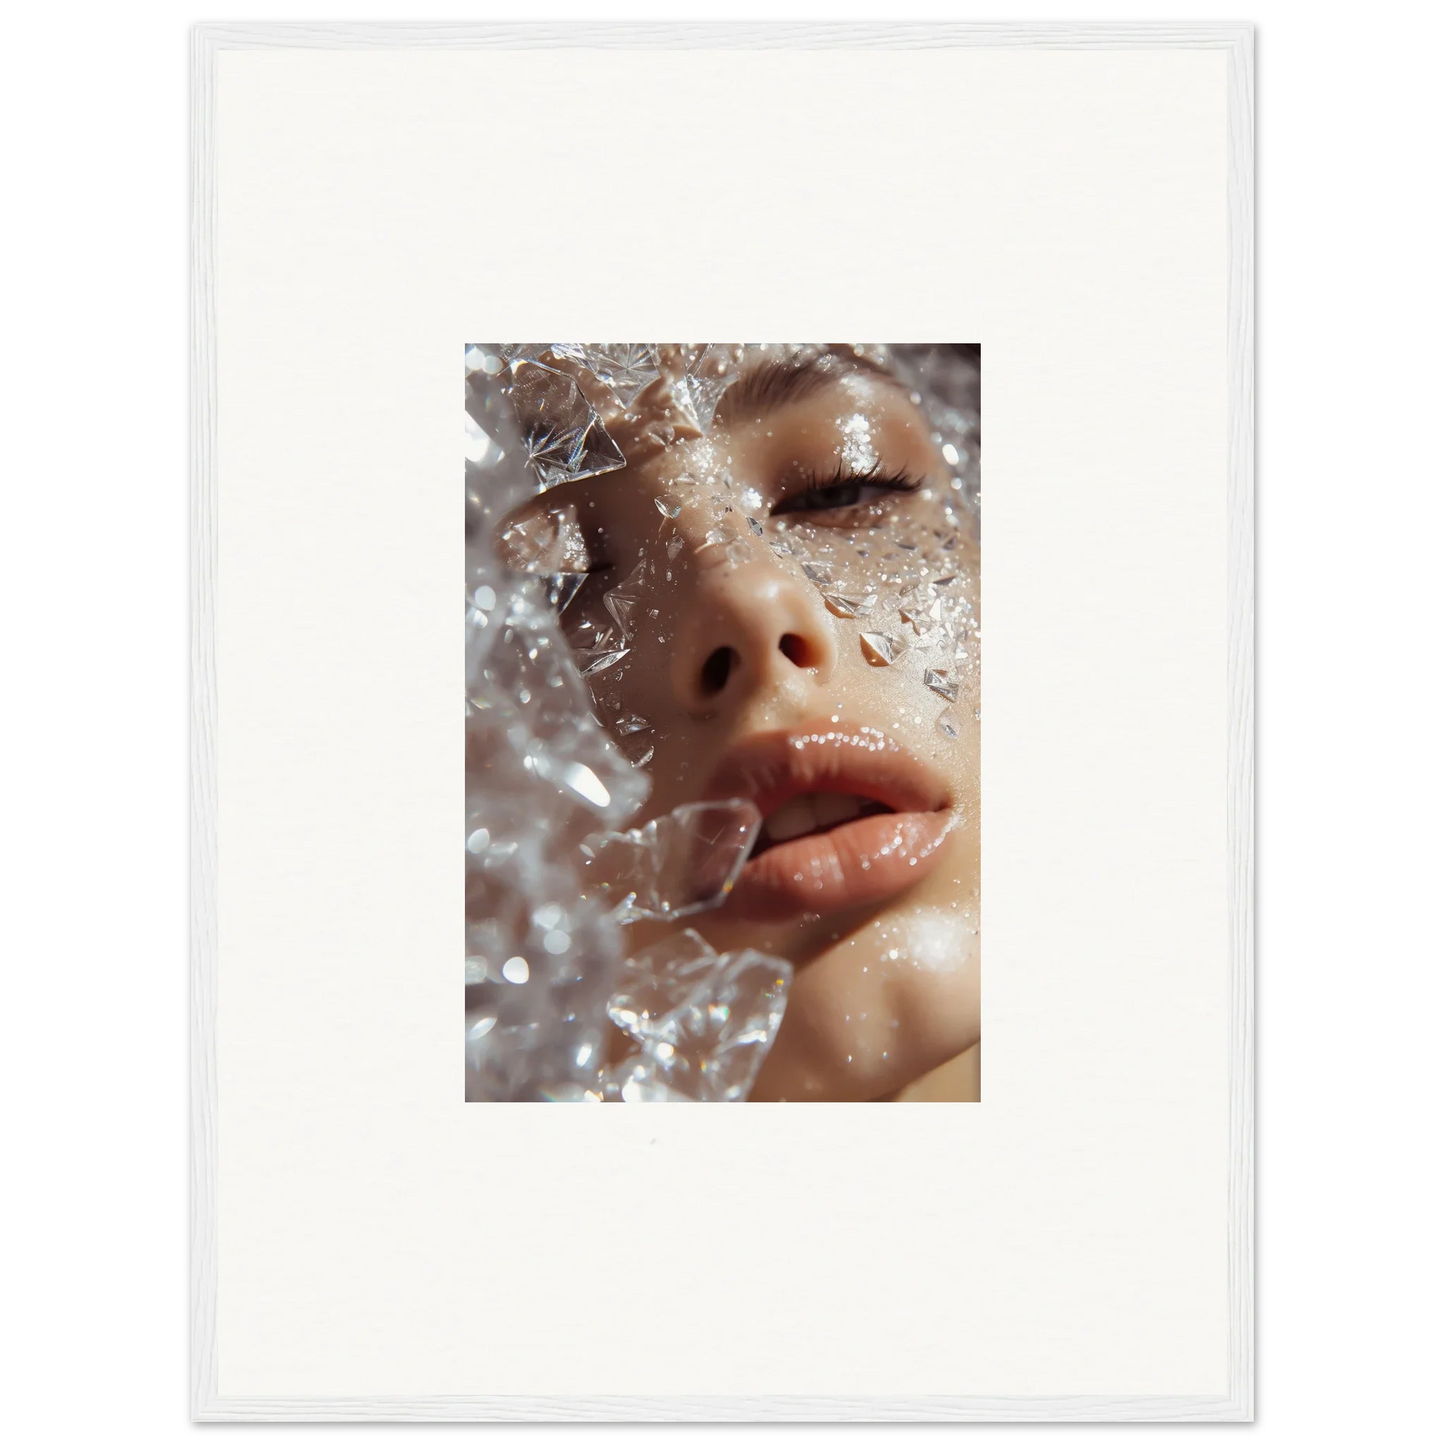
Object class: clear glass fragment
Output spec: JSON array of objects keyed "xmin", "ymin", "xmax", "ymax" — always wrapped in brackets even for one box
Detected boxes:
[
  {"xmin": 607, "ymin": 929, "xmax": 792, "ymax": 1102},
  {"xmin": 579, "ymin": 799, "xmax": 762, "ymax": 922},
  {"xmin": 860, "ymin": 631, "xmax": 906, "ymax": 666},
  {"xmin": 822, "ymin": 591, "xmax": 878, "ymax": 619},
  {"xmin": 508, "ymin": 358, "xmax": 626, "ymax": 489},
  {"xmin": 923, "ymin": 667, "xmax": 959, "ymax": 702}
]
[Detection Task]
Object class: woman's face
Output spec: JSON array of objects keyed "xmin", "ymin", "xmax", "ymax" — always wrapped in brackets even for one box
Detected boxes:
[{"xmin": 499, "ymin": 348, "xmax": 980, "ymax": 1100}]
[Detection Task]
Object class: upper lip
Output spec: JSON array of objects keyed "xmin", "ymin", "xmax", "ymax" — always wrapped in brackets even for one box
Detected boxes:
[{"xmin": 702, "ymin": 720, "xmax": 950, "ymax": 821}]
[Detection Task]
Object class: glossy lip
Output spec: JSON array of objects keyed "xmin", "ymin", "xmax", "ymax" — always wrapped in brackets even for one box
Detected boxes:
[{"xmin": 703, "ymin": 722, "xmax": 953, "ymax": 921}]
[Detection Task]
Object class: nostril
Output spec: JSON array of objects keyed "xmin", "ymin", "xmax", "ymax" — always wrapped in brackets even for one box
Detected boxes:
[
  {"xmin": 700, "ymin": 646, "xmax": 737, "ymax": 696},
  {"xmin": 778, "ymin": 633, "xmax": 815, "ymax": 668}
]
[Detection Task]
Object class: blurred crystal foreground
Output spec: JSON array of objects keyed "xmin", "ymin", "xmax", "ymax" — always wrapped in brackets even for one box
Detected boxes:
[{"xmin": 464, "ymin": 345, "xmax": 793, "ymax": 1101}]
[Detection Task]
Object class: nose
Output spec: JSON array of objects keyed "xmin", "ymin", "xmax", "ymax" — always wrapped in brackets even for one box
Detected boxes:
[{"xmin": 671, "ymin": 556, "xmax": 838, "ymax": 714}]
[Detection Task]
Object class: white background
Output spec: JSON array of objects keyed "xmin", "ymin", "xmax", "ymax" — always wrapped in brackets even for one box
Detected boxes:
[{"xmin": 213, "ymin": 39, "xmax": 1228, "ymax": 1403}]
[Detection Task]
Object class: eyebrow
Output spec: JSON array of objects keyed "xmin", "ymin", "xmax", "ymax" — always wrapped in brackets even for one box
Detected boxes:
[{"xmin": 711, "ymin": 348, "xmax": 907, "ymax": 427}]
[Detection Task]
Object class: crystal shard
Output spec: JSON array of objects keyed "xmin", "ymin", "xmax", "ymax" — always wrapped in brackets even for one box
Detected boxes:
[
  {"xmin": 607, "ymin": 930, "xmax": 792, "ymax": 1102},
  {"xmin": 579, "ymin": 343, "xmax": 661, "ymax": 406},
  {"xmin": 602, "ymin": 561, "xmax": 647, "ymax": 643},
  {"xmin": 577, "ymin": 644, "xmax": 630, "ymax": 677},
  {"xmin": 544, "ymin": 572, "xmax": 586, "ymax": 614},
  {"xmin": 860, "ymin": 631, "xmax": 905, "ymax": 666},
  {"xmin": 507, "ymin": 358, "xmax": 626, "ymax": 489},
  {"xmin": 495, "ymin": 503, "xmax": 590, "ymax": 574},
  {"xmin": 579, "ymin": 798, "xmax": 762, "ymax": 922},
  {"xmin": 923, "ymin": 668, "xmax": 958, "ymax": 702},
  {"xmin": 822, "ymin": 591, "xmax": 878, "ymax": 619}
]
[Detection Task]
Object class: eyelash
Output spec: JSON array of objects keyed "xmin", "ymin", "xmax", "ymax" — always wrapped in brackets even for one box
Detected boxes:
[{"xmin": 770, "ymin": 462, "xmax": 925, "ymax": 516}]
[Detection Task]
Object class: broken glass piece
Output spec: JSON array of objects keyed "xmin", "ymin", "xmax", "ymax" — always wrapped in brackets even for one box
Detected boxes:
[
  {"xmin": 614, "ymin": 714, "xmax": 651, "ymax": 736},
  {"xmin": 665, "ymin": 534, "xmax": 685, "ymax": 560},
  {"xmin": 602, "ymin": 1054, "xmax": 692, "ymax": 1103},
  {"xmin": 496, "ymin": 504, "xmax": 590, "ymax": 574},
  {"xmin": 654, "ymin": 496, "xmax": 683, "ymax": 519},
  {"xmin": 900, "ymin": 594, "xmax": 944, "ymax": 635},
  {"xmin": 608, "ymin": 928, "xmax": 721, "ymax": 1039},
  {"xmin": 936, "ymin": 707, "xmax": 960, "ymax": 740},
  {"xmin": 746, "ymin": 515, "xmax": 764, "ymax": 536},
  {"xmin": 579, "ymin": 343, "xmax": 661, "ymax": 406},
  {"xmin": 544, "ymin": 572, "xmax": 586, "ymax": 614},
  {"xmin": 860, "ymin": 631, "xmax": 905, "ymax": 666},
  {"xmin": 603, "ymin": 561, "xmax": 647, "ymax": 642},
  {"xmin": 577, "ymin": 645, "xmax": 630, "ymax": 677},
  {"xmin": 802, "ymin": 562, "xmax": 833, "ymax": 586},
  {"xmin": 923, "ymin": 668, "xmax": 958, "ymax": 702},
  {"xmin": 822, "ymin": 591, "xmax": 877, "ymax": 619},
  {"xmin": 508, "ymin": 358, "xmax": 626, "ymax": 489},
  {"xmin": 607, "ymin": 930, "xmax": 792, "ymax": 1102},
  {"xmin": 675, "ymin": 344, "xmax": 742, "ymax": 430},
  {"xmin": 579, "ymin": 798, "xmax": 762, "ymax": 923}
]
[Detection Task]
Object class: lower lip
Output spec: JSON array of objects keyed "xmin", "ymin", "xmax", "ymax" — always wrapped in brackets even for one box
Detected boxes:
[{"xmin": 724, "ymin": 811, "xmax": 952, "ymax": 921}]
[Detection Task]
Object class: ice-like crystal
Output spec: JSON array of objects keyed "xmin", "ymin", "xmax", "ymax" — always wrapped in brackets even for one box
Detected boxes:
[
  {"xmin": 579, "ymin": 799, "xmax": 762, "ymax": 923},
  {"xmin": 860, "ymin": 631, "xmax": 906, "ymax": 666},
  {"xmin": 607, "ymin": 930, "xmax": 792, "ymax": 1102},
  {"xmin": 508, "ymin": 358, "xmax": 626, "ymax": 490},
  {"xmin": 602, "ymin": 1054, "xmax": 692, "ymax": 1103},
  {"xmin": 936, "ymin": 708, "xmax": 960, "ymax": 740},
  {"xmin": 900, "ymin": 593, "xmax": 944, "ymax": 635},
  {"xmin": 577, "ymin": 645, "xmax": 630, "ymax": 677},
  {"xmin": 545, "ymin": 573, "xmax": 586, "ymax": 614},
  {"xmin": 822, "ymin": 591, "xmax": 878, "ymax": 619},
  {"xmin": 579, "ymin": 343, "xmax": 661, "ymax": 406},
  {"xmin": 654, "ymin": 496, "xmax": 683, "ymax": 519},
  {"xmin": 675, "ymin": 344, "xmax": 742, "ymax": 431},
  {"xmin": 802, "ymin": 562, "xmax": 833, "ymax": 586},
  {"xmin": 602, "ymin": 561, "xmax": 647, "ymax": 642},
  {"xmin": 923, "ymin": 668, "xmax": 959, "ymax": 702},
  {"xmin": 496, "ymin": 504, "xmax": 590, "ymax": 574}
]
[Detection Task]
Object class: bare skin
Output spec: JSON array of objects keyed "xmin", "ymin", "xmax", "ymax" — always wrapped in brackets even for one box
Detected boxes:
[{"xmin": 500, "ymin": 349, "xmax": 981, "ymax": 1100}]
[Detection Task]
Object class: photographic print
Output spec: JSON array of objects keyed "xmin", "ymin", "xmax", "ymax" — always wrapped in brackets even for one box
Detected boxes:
[{"xmin": 464, "ymin": 345, "xmax": 981, "ymax": 1101}]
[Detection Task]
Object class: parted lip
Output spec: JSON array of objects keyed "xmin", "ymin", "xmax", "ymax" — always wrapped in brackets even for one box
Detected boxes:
[{"xmin": 701, "ymin": 721, "xmax": 950, "ymax": 820}]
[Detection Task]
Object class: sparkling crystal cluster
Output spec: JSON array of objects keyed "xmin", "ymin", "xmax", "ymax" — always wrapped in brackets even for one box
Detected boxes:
[{"xmin": 464, "ymin": 347, "xmax": 794, "ymax": 1101}]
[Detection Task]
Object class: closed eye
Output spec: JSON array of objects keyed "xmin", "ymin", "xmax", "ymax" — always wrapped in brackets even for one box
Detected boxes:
[{"xmin": 771, "ymin": 463, "xmax": 923, "ymax": 516}]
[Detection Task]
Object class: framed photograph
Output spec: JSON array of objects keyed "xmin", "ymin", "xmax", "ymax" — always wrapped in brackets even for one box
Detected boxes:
[{"xmin": 192, "ymin": 21, "xmax": 1253, "ymax": 1421}]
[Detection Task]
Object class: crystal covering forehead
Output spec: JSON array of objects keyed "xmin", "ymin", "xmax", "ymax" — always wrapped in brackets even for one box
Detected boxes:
[{"xmin": 464, "ymin": 344, "xmax": 980, "ymax": 1102}]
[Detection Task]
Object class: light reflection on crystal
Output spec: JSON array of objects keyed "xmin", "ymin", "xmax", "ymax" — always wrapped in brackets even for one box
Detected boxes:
[
  {"xmin": 822, "ymin": 591, "xmax": 877, "ymax": 619},
  {"xmin": 580, "ymin": 799, "xmax": 762, "ymax": 923},
  {"xmin": 860, "ymin": 631, "xmax": 905, "ymax": 666},
  {"xmin": 923, "ymin": 668, "xmax": 958, "ymax": 702}
]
